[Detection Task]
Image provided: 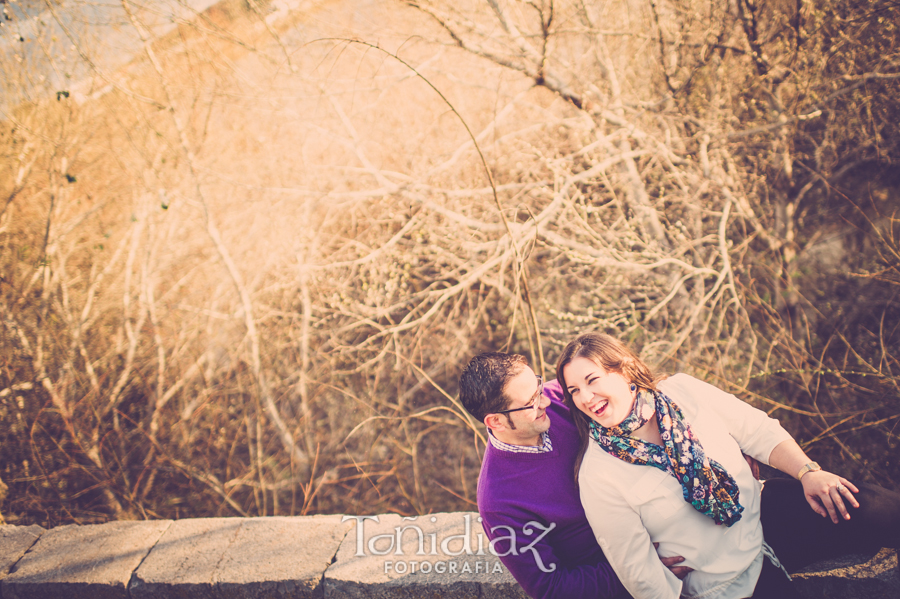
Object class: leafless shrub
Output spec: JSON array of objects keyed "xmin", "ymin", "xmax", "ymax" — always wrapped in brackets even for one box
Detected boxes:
[{"xmin": 1, "ymin": 0, "xmax": 898, "ymax": 525}]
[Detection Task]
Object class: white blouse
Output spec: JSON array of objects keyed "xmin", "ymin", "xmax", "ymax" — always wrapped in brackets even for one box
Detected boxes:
[{"xmin": 579, "ymin": 374, "xmax": 793, "ymax": 599}]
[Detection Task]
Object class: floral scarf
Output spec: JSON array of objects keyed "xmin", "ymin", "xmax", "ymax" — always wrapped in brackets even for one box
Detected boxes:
[{"xmin": 588, "ymin": 388, "xmax": 744, "ymax": 527}]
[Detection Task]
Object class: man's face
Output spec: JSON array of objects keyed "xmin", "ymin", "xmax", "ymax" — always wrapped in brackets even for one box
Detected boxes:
[{"xmin": 496, "ymin": 365, "xmax": 551, "ymax": 444}]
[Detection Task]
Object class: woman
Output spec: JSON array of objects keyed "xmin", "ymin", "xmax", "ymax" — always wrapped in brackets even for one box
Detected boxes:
[{"xmin": 556, "ymin": 332, "xmax": 900, "ymax": 599}]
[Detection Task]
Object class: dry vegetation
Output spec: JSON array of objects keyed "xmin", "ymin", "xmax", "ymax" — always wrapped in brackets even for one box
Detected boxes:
[{"xmin": 1, "ymin": 0, "xmax": 899, "ymax": 525}]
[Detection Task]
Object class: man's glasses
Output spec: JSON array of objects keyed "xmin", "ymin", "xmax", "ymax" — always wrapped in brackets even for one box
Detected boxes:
[{"xmin": 496, "ymin": 375, "xmax": 544, "ymax": 415}]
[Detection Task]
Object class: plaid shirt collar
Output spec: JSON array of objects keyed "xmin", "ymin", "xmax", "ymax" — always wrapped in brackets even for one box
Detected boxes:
[{"xmin": 488, "ymin": 429, "xmax": 553, "ymax": 454}]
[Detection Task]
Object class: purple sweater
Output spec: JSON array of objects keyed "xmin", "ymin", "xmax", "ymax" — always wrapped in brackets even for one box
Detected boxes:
[{"xmin": 477, "ymin": 380, "xmax": 624, "ymax": 599}]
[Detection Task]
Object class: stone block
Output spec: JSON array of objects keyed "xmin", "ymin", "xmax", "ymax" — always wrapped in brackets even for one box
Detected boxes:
[
  {"xmin": 130, "ymin": 517, "xmax": 244, "ymax": 599},
  {"xmin": 1, "ymin": 520, "xmax": 171, "ymax": 599},
  {"xmin": 214, "ymin": 515, "xmax": 352, "ymax": 599},
  {"xmin": 325, "ymin": 512, "xmax": 527, "ymax": 599},
  {"xmin": 793, "ymin": 547, "xmax": 899, "ymax": 599},
  {"xmin": 0, "ymin": 525, "xmax": 45, "ymax": 580}
]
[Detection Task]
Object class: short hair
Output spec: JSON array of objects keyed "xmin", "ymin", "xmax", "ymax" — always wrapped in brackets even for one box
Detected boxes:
[{"xmin": 458, "ymin": 352, "xmax": 528, "ymax": 423}]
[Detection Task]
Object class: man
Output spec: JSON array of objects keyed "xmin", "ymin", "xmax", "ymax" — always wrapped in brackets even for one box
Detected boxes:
[{"xmin": 458, "ymin": 352, "xmax": 689, "ymax": 599}]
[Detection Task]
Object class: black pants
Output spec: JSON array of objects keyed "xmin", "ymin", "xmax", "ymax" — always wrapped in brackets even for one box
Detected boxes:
[{"xmin": 749, "ymin": 478, "xmax": 900, "ymax": 598}]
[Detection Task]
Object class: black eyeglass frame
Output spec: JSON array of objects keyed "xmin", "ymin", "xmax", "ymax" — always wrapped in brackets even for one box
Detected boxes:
[{"xmin": 494, "ymin": 375, "xmax": 544, "ymax": 415}]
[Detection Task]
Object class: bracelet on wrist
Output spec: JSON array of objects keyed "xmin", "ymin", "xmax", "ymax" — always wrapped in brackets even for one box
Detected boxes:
[{"xmin": 797, "ymin": 461, "xmax": 821, "ymax": 480}]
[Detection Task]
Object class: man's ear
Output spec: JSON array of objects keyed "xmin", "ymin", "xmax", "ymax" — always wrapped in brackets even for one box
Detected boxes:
[{"xmin": 484, "ymin": 413, "xmax": 505, "ymax": 433}]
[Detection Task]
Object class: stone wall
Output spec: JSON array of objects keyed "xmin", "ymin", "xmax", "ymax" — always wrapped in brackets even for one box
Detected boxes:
[{"xmin": 1, "ymin": 514, "xmax": 897, "ymax": 598}]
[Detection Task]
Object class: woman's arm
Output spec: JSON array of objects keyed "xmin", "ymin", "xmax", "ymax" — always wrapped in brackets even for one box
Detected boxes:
[
  {"xmin": 767, "ymin": 439, "xmax": 860, "ymax": 523},
  {"xmin": 660, "ymin": 375, "xmax": 861, "ymax": 522},
  {"xmin": 663, "ymin": 375, "xmax": 862, "ymax": 523}
]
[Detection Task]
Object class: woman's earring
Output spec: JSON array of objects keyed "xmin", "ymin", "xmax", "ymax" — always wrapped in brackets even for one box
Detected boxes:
[{"xmin": 630, "ymin": 383, "xmax": 636, "ymax": 394}]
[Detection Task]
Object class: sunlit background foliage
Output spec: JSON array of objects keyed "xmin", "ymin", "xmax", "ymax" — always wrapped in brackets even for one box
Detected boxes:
[{"xmin": 1, "ymin": 0, "xmax": 898, "ymax": 525}]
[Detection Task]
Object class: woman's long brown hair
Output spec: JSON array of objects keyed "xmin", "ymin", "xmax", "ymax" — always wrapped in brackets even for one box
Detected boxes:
[{"xmin": 555, "ymin": 332, "xmax": 664, "ymax": 483}]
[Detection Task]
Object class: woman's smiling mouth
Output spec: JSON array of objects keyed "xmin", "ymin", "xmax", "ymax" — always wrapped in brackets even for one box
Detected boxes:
[{"xmin": 590, "ymin": 399, "xmax": 609, "ymax": 417}]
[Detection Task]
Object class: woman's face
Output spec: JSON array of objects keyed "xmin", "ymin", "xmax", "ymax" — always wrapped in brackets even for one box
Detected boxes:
[{"xmin": 563, "ymin": 356, "xmax": 635, "ymax": 428}]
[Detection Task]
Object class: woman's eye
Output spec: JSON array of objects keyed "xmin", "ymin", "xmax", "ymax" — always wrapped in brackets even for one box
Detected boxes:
[{"xmin": 588, "ymin": 377, "xmax": 599, "ymax": 385}]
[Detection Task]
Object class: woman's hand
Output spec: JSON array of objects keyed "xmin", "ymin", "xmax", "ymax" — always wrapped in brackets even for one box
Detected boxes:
[
  {"xmin": 800, "ymin": 470, "xmax": 860, "ymax": 523},
  {"xmin": 768, "ymin": 440, "xmax": 862, "ymax": 523}
]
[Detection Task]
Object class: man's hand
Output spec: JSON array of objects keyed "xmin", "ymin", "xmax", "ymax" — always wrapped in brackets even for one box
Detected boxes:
[
  {"xmin": 654, "ymin": 543, "xmax": 693, "ymax": 580},
  {"xmin": 743, "ymin": 453, "xmax": 760, "ymax": 480}
]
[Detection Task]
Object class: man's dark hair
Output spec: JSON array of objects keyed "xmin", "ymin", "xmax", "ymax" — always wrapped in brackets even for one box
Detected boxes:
[{"xmin": 458, "ymin": 352, "xmax": 528, "ymax": 423}]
